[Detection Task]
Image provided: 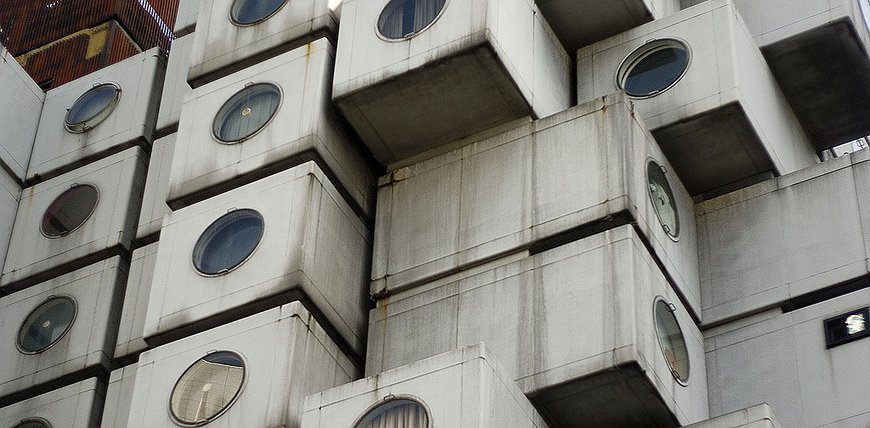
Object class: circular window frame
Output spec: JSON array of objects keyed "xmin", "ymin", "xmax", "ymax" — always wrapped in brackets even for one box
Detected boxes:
[
  {"xmin": 652, "ymin": 297, "xmax": 690, "ymax": 386},
  {"xmin": 168, "ymin": 350, "xmax": 247, "ymax": 427},
  {"xmin": 616, "ymin": 38, "xmax": 691, "ymax": 99},
  {"xmin": 16, "ymin": 295, "xmax": 78, "ymax": 355},
  {"xmin": 375, "ymin": 0, "xmax": 449, "ymax": 42},
  {"xmin": 645, "ymin": 159, "xmax": 680, "ymax": 242},
  {"xmin": 191, "ymin": 208, "xmax": 265, "ymax": 277},
  {"xmin": 39, "ymin": 183, "xmax": 100, "ymax": 239},
  {"xmin": 64, "ymin": 83, "xmax": 122, "ymax": 134},
  {"xmin": 10, "ymin": 417, "xmax": 53, "ymax": 428},
  {"xmin": 352, "ymin": 395, "xmax": 432, "ymax": 428},
  {"xmin": 228, "ymin": 0, "xmax": 289, "ymax": 26},
  {"xmin": 211, "ymin": 82, "xmax": 283, "ymax": 144}
]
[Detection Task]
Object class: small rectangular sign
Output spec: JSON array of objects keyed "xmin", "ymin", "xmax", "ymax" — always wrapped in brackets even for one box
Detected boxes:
[{"xmin": 824, "ymin": 307, "xmax": 870, "ymax": 349}]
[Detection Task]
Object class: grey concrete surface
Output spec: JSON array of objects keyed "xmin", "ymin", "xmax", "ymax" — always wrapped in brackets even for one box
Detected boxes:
[
  {"xmin": 0, "ymin": 167, "xmax": 20, "ymax": 280},
  {"xmin": 333, "ymin": 0, "xmax": 570, "ymax": 167},
  {"xmin": 173, "ymin": 0, "xmax": 199, "ymax": 35},
  {"xmin": 0, "ymin": 378, "xmax": 105, "ymax": 428},
  {"xmin": 696, "ymin": 150, "xmax": 870, "ymax": 324},
  {"xmin": 705, "ymin": 288, "xmax": 870, "ymax": 428},
  {"xmin": 100, "ymin": 365, "xmax": 138, "ymax": 428},
  {"xmin": 169, "ymin": 39, "xmax": 376, "ymax": 220},
  {"xmin": 135, "ymin": 134, "xmax": 174, "ymax": 241},
  {"xmin": 0, "ymin": 257, "xmax": 126, "ymax": 398},
  {"xmin": 577, "ymin": 0, "xmax": 817, "ymax": 197},
  {"xmin": 372, "ymin": 94, "xmax": 702, "ymax": 315},
  {"xmin": 1, "ymin": 148, "xmax": 146, "ymax": 290},
  {"xmin": 187, "ymin": 0, "xmax": 337, "ymax": 87},
  {"xmin": 144, "ymin": 162, "xmax": 371, "ymax": 360},
  {"xmin": 367, "ymin": 225, "xmax": 708, "ymax": 426},
  {"xmin": 114, "ymin": 243, "xmax": 158, "ymax": 360},
  {"xmin": 0, "ymin": 45, "xmax": 43, "ymax": 181},
  {"xmin": 155, "ymin": 34, "xmax": 194, "ymax": 137},
  {"xmin": 303, "ymin": 343, "xmax": 547, "ymax": 427},
  {"xmin": 686, "ymin": 404, "xmax": 782, "ymax": 428},
  {"xmin": 536, "ymin": 0, "xmax": 679, "ymax": 50},
  {"xmin": 125, "ymin": 302, "xmax": 357, "ymax": 428},
  {"xmin": 28, "ymin": 48, "xmax": 165, "ymax": 182}
]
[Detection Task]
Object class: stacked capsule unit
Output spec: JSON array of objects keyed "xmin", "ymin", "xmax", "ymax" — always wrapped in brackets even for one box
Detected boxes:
[{"xmin": 2, "ymin": 0, "xmax": 870, "ymax": 426}]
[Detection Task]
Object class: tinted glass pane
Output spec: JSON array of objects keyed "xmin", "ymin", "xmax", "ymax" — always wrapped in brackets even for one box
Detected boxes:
[
  {"xmin": 647, "ymin": 161, "xmax": 680, "ymax": 238},
  {"xmin": 18, "ymin": 297, "xmax": 77, "ymax": 353},
  {"xmin": 212, "ymin": 83, "xmax": 281, "ymax": 143},
  {"xmin": 654, "ymin": 300, "xmax": 690, "ymax": 383},
  {"xmin": 11, "ymin": 420, "xmax": 51, "ymax": 428},
  {"xmin": 624, "ymin": 45, "xmax": 688, "ymax": 97},
  {"xmin": 65, "ymin": 84, "xmax": 120, "ymax": 131},
  {"xmin": 170, "ymin": 351, "xmax": 245, "ymax": 425},
  {"xmin": 355, "ymin": 399, "xmax": 429, "ymax": 428},
  {"xmin": 41, "ymin": 185, "xmax": 99, "ymax": 238},
  {"xmin": 230, "ymin": 0, "xmax": 287, "ymax": 24},
  {"xmin": 378, "ymin": 0, "xmax": 446, "ymax": 39},
  {"xmin": 192, "ymin": 209, "xmax": 264, "ymax": 275}
]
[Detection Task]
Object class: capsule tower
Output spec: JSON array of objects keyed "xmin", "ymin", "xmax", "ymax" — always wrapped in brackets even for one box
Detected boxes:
[{"xmin": 1, "ymin": 0, "xmax": 869, "ymax": 426}]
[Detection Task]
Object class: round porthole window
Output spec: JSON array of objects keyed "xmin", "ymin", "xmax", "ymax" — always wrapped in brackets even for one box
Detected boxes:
[
  {"xmin": 64, "ymin": 83, "xmax": 121, "ymax": 133},
  {"xmin": 212, "ymin": 83, "xmax": 281, "ymax": 143},
  {"xmin": 618, "ymin": 39, "xmax": 689, "ymax": 98},
  {"xmin": 17, "ymin": 296, "xmax": 77, "ymax": 354},
  {"xmin": 170, "ymin": 351, "xmax": 245, "ymax": 426},
  {"xmin": 377, "ymin": 0, "xmax": 446, "ymax": 40},
  {"xmin": 354, "ymin": 398, "xmax": 430, "ymax": 428},
  {"xmin": 654, "ymin": 299, "xmax": 690, "ymax": 384},
  {"xmin": 41, "ymin": 184, "xmax": 99, "ymax": 238},
  {"xmin": 646, "ymin": 160, "xmax": 680, "ymax": 240},
  {"xmin": 10, "ymin": 418, "xmax": 52, "ymax": 428},
  {"xmin": 192, "ymin": 209, "xmax": 264, "ymax": 276},
  {"xmin": 230, "ymin": 0, "xmax": 288, "ymax": 25}
]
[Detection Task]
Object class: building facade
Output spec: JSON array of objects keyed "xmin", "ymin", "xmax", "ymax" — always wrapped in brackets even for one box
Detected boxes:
[{"xmin": 1, "ymin": 0, "xmax": 869, "ymax": 427}]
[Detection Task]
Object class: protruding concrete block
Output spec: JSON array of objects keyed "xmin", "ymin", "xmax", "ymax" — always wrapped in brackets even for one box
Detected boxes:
[
  {"xmin": 685, "ymin": 404, "xmax": 782, "ymax": 428},
  {"xmin": 114, "ymin": 243, "xmax": 158, "ymax": 360},
  {"xmin": 367, "ymin": 225, "xmax": 708, "ymax": 426},
  {"xmin": 0, "ymin": 167, "xmax": 20, "ymax": 278},
  {"xmin": 372, "ymin": 94, "xmax": 701, "ymax": 315},
  {"xmin": 302, "ymin": 344, "xmax": 547, "ymax": 427},
  {"xmin": 0, "ymin": 44, "xmax": 43, "ymax": 181},
  {"xmin": 0, "ymin": 378, "xmax": 105, "ymax": 427},
  {"xmin": 333, "ymin": 0, "xmax": 570, "ymax": 167},
  {"xmin": 126, "ymin": 302, "xmax": 357, "ymax": 427},
  {"xmin": 28, "ymin": 48, "xmax": 165, "ymax": 182},
  {"xmin": 1, "ymin": 148, "xmax": 146, "ymax": 292},
  {"xmin": 144, "ymin": 162, "xmax": 371, "ymax": 361},
  {"xmin": 0, "ymin": 257, "xmax": 126, "ymax": 398},
  {"xmin": 135, "ymin": 134, "xmax": 175, "ymax": 242},
  {"xmin": 187, "ymin": 0, "xmax": 337, "ymax": 87},
  {"xmin": 155, "ymin": 34, "xmax": 194, "ymax": 137},
  {"xmin": 705, "ymin": 289, "xmax": 870, "ymax": 428},
  {"xmin": 100, "ymin": 365, "xmax": 138, "ymax": 428},
  {"xmin": 536, "ymin": 0, "xmax": 679, "ymax": 50},
  {"xmin": 173, "ymin": 0, "xmax": 199, "ymax": 35},
  {"xmin": 169, "ymin": 39, "xmax": 376, "ymax": 220},
  {"xmin": 577, "ymin": 0, "xmax": 816, "ymax": 197},
  {"xmin": 695, "ymin": 153, "xmax": 869, "ymax": 324}
]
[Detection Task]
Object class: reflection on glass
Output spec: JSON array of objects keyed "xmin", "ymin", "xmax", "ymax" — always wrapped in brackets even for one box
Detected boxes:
[
  {"xmin": 170, "ymin": 351, "xmax": 245, "ymax": 425},
  {"xmin": 654, "ymin": 299, "xmax": 690, "ymax": 383},
  {"xmin": 17, "ymin": 297, "xmax": 77, "ymax": 353},
  {"xmin": 212, "ymin": 83, "xmax": 281, "ymax": 143},
  {"xmin": 378, "ymin": 0, "xmax": 446, "ymax": 39},
  {"xmin": 64, "ymin": 84, "xmax": 121, "ymax": 133},
  {"xmin": 41, "ymin": 184, "xmax": 99, "ymax": 238},
  {"xmin": 622, "ymin": 41, "xmax": 689, "ymax": 97},
  {"xmin": 846, "ymin": 313, "xmax": 866, "ymax": 335},
  {"xmin": 355, "ymin": 399, "xmax": 429, "ymax": 428},
  {"xmin": 192, "ymin": 209, "xmax": 264, "ymax": 275},
  {"xmin": 230, "ymin": 0, "xmax": 287, "ymax": 25},
  {"xmin": 647, "ymin": 161, "xmax": 680, "ymax": 239}
]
